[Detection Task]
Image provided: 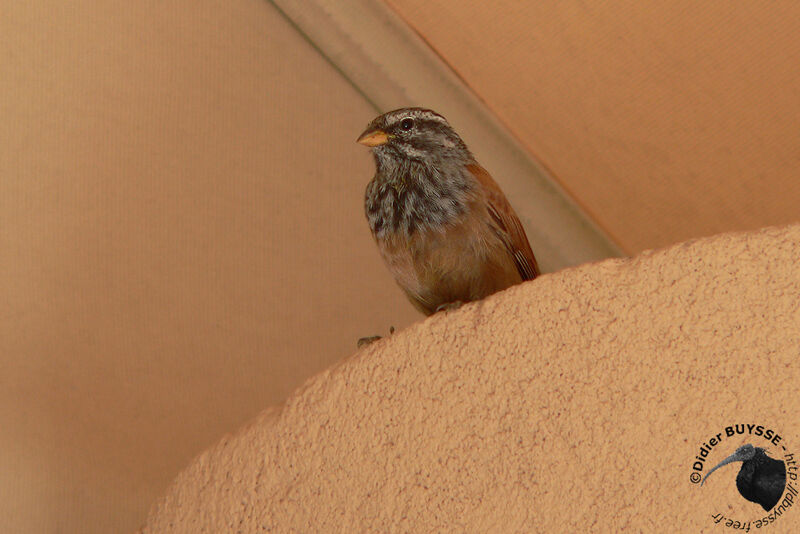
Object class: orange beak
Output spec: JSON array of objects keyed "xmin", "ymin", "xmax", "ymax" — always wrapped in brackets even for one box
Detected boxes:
[{"xmin": 357, "ymin": 129, "xmax": 391, "ymax": 147}]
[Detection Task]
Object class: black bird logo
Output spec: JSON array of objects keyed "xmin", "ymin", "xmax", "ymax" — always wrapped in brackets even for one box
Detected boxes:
[{"xmin": 702, "ymin": 444, "xmax": 786, "ymax": 511}]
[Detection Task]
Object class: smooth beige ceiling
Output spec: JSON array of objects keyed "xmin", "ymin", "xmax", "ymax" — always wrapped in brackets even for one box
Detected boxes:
[{"xmin": 386, "ymin": 0, "xmax": 800, "ymax": 253}]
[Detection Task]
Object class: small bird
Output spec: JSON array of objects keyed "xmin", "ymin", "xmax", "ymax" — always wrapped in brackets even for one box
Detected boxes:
[{"xmin": 357, "ymin": 107, "xmax": 539, "ymax": 317}]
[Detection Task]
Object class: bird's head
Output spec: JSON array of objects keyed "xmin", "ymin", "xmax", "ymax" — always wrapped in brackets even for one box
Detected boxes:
[
  {"xmin": 701, "ymin": 444, "xmax": 762, "ymax": 486},
  {"xmin": 357, "ymin": 108, "xmax": 471, "ymax": 168}
]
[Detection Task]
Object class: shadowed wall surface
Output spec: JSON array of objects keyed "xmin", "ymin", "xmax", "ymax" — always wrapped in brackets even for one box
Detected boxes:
[
  {"xmin": 142, "ymin": 224, "xmax": 800, "ymax": 532},
  {"xmin": 0, "ymin": 1, "xmax": 418, "ymax": 532}
]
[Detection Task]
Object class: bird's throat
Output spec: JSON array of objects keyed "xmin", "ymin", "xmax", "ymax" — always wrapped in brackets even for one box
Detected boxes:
[{"xmin": 365, "ymin": 159, "xmax": 472, "ymax": 238}]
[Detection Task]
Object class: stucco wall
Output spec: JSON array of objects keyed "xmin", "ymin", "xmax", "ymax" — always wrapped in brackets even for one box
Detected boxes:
[{"xmin": 141, "ymin": 224, "xmax": 800, "ymax": 532}]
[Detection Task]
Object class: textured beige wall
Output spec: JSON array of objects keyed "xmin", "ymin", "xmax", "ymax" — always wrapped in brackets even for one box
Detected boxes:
[
  {"xmin": 386, "ymin": 1, "xmax": 800, "ymax": 253},
  {"xmin": 0, "ymin": 1, "xmax": 418, "ymax": 532},
  {"xmin": 142, "ymin": 224, "xmax": 800, "ymax": 532}
]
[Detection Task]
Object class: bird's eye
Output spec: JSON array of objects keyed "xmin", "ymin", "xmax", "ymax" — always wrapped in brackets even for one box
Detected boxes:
[{"xmin": 400, "ymin": 118, "xmax": 414, "ymax": 131}]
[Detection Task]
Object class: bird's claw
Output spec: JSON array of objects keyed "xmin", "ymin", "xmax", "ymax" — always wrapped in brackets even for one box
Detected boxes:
[
  {"xmin": 357, "ymin": 335, "xmax": 382, "ymax": 348},
  {"xmin": 435, "ymin": 301, "xmax": 464, "ymax": 313},
  {"xmin": 357, "ymin": 326, "xmax": 396, "ymax": 348}
]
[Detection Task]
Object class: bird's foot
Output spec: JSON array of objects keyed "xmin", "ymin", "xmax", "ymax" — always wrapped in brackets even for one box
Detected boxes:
[
  {"xmin": 435, "ymin": 301, "xmax": 464, "ymax": 313},
  {"xmin": 357, "ymin": 326, "xmax": 396, "ymax": 348},
  {"xmin": 357, "ymin": 336, "xmax": 382, "ymax": 348}
]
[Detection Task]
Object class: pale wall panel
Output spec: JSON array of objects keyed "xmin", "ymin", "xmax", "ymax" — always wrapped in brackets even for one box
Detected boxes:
[{"xmin": 0, "ymin": 1, "xmax": 417, "ymax": 532}]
